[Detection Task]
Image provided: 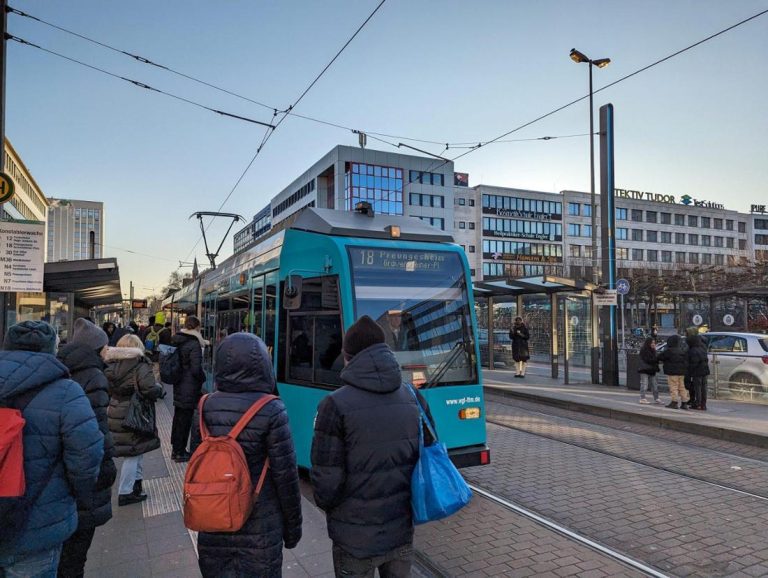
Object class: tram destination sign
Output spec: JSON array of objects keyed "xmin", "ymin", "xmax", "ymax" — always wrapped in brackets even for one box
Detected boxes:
[
  {"xmin": 0, "ymin": 220, "xmax": 45, "ymax": 292},
  {"xmin": 350, "ymin": 247, "xmax": 447, "ymax": 272}
]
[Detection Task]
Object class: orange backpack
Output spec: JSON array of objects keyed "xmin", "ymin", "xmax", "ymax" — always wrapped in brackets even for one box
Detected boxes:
[{"xmin": 183, "ymin": 393, "xmax": 277, "ymax": 533}]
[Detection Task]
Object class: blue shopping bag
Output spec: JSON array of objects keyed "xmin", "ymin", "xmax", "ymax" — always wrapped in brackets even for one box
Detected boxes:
[{"xmin": 408, "ymin": 385, "xmax": 472, "ymax": 524}]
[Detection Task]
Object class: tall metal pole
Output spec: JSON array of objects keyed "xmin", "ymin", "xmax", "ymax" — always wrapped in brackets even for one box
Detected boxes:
[
  {"xmin": 588, "ymin": 62, "xmax": 600, "ymax": 383},
  {"xmin": 0, "ymin": 0, "xmax": 8, "ymax": 340}
]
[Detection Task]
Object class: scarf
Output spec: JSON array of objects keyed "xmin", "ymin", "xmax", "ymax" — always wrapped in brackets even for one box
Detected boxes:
[{"xmin": 180, "ymin": 328, "xmax": 209, "ymax": 348}]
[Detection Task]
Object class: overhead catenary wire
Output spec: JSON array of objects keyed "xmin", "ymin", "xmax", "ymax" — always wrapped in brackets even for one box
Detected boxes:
[{"xmin": 5, "ymin": 34, "xmax": 276, "ymax": 128}]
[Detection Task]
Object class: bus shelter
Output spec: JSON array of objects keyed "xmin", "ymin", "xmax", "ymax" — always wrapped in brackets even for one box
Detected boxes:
[
  {"xmin": 675, "ymin": 287, "xmax": 768, "ymax": 334},
  {"xmin": 474, "ymin": 275, "xmax": 597, "ymax": 384}
]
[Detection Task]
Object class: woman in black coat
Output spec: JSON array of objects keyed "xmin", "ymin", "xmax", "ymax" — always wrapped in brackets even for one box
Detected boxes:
[
  {"xmin": 687, "ymin": 334, "xmax": 710, "ymax": 410},
  {"xmin": 509, "ymin": 317, "xmax": 530, "ymax": 378},
  {"xmin": 170, "ymin": 315, "xmax": 207, "ymax": 462},
  {"xmin": 191, "ymin": 333, "xmax": 302, "ymax": 578},
  {"xmin": 57, "ymin": 318, "xmax": 116, "ymax": 578},
  {"xmin": 638, "ymin": 337, "xmax": 661, "ymax": 404}
]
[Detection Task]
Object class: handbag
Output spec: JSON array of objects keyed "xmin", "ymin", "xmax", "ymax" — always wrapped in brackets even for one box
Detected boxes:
[
  {"xmin": 123, "ymin": 390, "xmax": 156, "ymax": 437},
  {"xmin": 407, "ymin": 385, "xmax": 472, "ymax": 524}
]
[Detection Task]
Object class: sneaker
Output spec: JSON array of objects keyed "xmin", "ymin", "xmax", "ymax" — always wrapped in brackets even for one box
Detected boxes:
[
  {"xmin": 665, "ymin": 402, "xmax": 678, "ymax": 409},
  {"xmin": 118, "ymin": 493, "xmax": 148, "ymax": 507},
  {"xmin": 639, "ymin": 399, "xmax": 650, "ymax": 404},
  {"xmin": 654, "ymin": 399, "xmax": 664, "ymax": 404},
  {"xmin": 513, "ymin": 374, "xmax": 523, "ymax": 379}
]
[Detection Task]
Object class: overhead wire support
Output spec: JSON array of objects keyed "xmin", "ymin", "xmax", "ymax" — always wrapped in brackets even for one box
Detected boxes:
[{"xmin": 5, "ymin": 33, "xmax": 276, "ymax": 128}]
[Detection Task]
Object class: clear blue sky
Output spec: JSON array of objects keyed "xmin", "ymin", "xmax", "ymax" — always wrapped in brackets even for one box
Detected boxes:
[{"xmin": 7, "ymin": 0, "xmax": 767, "ymax": 298}]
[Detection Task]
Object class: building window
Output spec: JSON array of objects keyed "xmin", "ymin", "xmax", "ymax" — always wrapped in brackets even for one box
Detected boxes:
[
  {"xmin": 274, "ymin": 178, "xmax": 316, "ymax": 217},
  {"xmin": 675, "ymin": 251, "xmax": 686, "ymax": 263},
  {"xmin": 688, "ymin": 215, "xmax": 698, "ymax": 227},
  {"xmin": 675, "ymin": 233, "xmax": 685, "ymax": 244},
  {"xmin": 714, "ymin": 218, "xmax": 723, "ymax": 229},
  {"xmin": 469, "ymin": 245, "xmax": 475, "ymax": 253},
  {"xmin": 689, "ymin": 253, "xmax": 699, "ymax": 264},
  {"xmin": 346, "ymin": 163, "xmax": 403, "ymax": 215},
  {"xmin": 469, "ymin": 222, "xmax": 475, "ymax": 230},
  {"xmin": 570, "ymin": 245, "xmax": 581, "ymax": 257},
  {"xmin": 755, "ymin": 234, "xmax": 768, "ymax": 245},
  {"xmin": 702, "ymin": 235, "xmax": 711, "ymax": 246},
  {"xmin": 457, "ymin": 197, "xmax": 466, "ymax": 206},
  {"xmin": 661, "ymin": 231, "xmax": 672, "ymax": 244},
  {"xmin": 632, "ymin": 249, "xmax": 643, "ymax": 261},
  {"xmin": 702, "ymin": 253, "xmax": 712, "ymax": 265},
  {"xmin": 568, "ymin": 202, "xmax": 580, "ymax": 216},
  {"xmin": 714, "ymin": 236, "xmax": 724, "ymax": 247},
  {"xmin": 631, "ymin": 209, "xmax": 643, "ymax": 222},
  {"xmin": 631, "ymin": 229, "xmax": 643, "ymax": 242},
  {"xmin": 646, "ymin": 211, "xmax": 657, "ymax": 223},
  {"xmin": 615, "ymin": 207, "xmax": 628, "ymax": 220},
  {"xmin": 739, "ymin": 239, "xmax": 746, "ymax": 250},
  {"xmin": 738, "ymin": 221, "xmax": 746, "ymax": 233},
  {"xmin": 726, "ymin": 219, "xmax": 734, "ymax": 231},
  {"xmin": 726, "ymin": 237, "xmax": 734, "ymax": 249},
  {"xmin": 584, "ymin": 246, "xmax": 593, "ymax": 259},
  {"xmin": 417, "ymin": 216, "xmax": 445, "ymax": 230},
  {"xmin": 616, "ymin": 228, "xmax": 628, "ymax": 240},
  {"xmin": 459, "ymin": 221, "xmax": 466, "ymax": 229},
  {"xmin": 409, "ymin": 170, "xmax": 444, "ymax": 186},
  {"xmin": 756, "ymin": 219, "xmax": 768, "ymax": 230},
  {"xmin": 469, "ymin": 199, "xmax": 475, "ymax": 207},
  {"xmin": 483, "ymin": 194, "xmax": 562, "ymax": 215},
  {"xmin": 616, "ymin": 247, "xmax": 629, "ymax": 260},
  {"xmin": 409, "ymin": 193, "xmax": 444, "ymax": 208},
  {"xmin": 647, "ymin": 249, "xmax": 658, "ymax": 262},
  {"xmin": 662, "ymin": 250, "xmax": 672, "ymax": 263},
  {"xmin": 470, "ymin": 268, "xmax": 476, "ymax": 276},
  {"xmin": 715, "ymin": 254, "xmax": 724, "ymax": 266},
  {"xmin": 674, "ymin": 214, "xmax": 685, "ymax": 226},
  {"xmin": 660, "ymin": 212, "xmax": 671, "ymax": 225},
  {"xmin": 688, "ymin": 234, "xmax": 698, "ymax": 245},
  {"xmin": 568, "ymin": 224, "xmax": 580, "ymax": 236},
  {"xmin": 701, "ymin": 216, "xmax": 711, "ymax": 228},
  {"xmin": 647, "ymin": 230, "xmax": 658, "ymax": 243},
  {"xmin": 583, "ymin": 204, "xmax": 592, "ymax": 217},
  {"xmin": 583, "ymin": 225, "xmax": 592, "ymax": 238}
]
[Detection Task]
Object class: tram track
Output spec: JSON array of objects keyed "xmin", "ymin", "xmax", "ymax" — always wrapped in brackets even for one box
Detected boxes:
[
  {"xmin": 484, "ymin": 401, "xmax": 768, "ymax": 503},
  {"xmin": 468, "ymin": 483, "xmax": 670, "ymax": 578}
]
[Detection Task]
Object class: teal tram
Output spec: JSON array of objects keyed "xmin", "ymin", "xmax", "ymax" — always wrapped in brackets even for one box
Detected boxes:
[{"xmin": 163, "ymin": 206, "xmax": 489, "ymax": 468}]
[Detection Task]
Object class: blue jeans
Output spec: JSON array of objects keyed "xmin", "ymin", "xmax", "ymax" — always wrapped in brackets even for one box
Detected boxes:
[
  {"xmin": 640, "ymin": 374, "xmax": 659, "ymax": 401},
  {"xmin": 0, "ymin": 546, "xmax": 62, "ymax": 578},
  {"xmin": 118, "ymin": 455, "xmax": 144, "ymax": 495}
]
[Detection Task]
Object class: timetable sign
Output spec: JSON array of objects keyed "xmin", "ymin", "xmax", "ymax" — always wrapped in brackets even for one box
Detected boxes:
[{"xmin": 0, "ymin": 220, "xmax": 45, "ymax": 292}]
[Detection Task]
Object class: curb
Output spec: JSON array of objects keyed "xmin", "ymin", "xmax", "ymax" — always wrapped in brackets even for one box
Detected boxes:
[{"xmin": 485, "ymin": 385, "xmax": 768, "ymax": 450}]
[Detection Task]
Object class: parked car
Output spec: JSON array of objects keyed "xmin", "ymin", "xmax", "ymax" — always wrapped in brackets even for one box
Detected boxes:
[
  {"xmin": 658, "ymin": 332, "xmax": 768, "ymax": 391},
  {"xmin": 478, "ymin": 329, "xmax": 514, "ymax": 367}
]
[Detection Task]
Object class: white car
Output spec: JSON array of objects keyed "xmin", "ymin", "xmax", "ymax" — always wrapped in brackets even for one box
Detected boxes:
[{"xmin": 700, "ymin": 332, "xmax": 768, "ymax": 391}]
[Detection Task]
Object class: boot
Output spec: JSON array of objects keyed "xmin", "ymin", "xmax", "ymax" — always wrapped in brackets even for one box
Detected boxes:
[
  {"xmin": 133, "ymin": 479, "xmax": 146, "ymax": 498},
  {"xmin": 665, "ymin": 401, "xmax": 678, "ymax": 409},
  {"xmin": 118, "ymin": 493, "xmax": 148, "ymax": 507},
  {"xmin": 679, "ymin": 402, "xmax": 689, "ymax": 410}
]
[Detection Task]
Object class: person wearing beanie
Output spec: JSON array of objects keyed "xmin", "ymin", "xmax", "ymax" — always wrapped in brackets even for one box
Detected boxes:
[
  {"xmin": 0, "ymin": 321, "xmax": 103, "ymax": 576},
  {"xmin": 56, "ymin": 319, "xmax": 117, "ymax": 577},
  {"xmin": 310, "ymin": 315, "xmax": 432, "ymax": 576}
]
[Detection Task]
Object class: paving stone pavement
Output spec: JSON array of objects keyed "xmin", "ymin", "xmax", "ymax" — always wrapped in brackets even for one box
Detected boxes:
[
  {"xmin": 414, "ymin": 492, "xmax": 644, "ymax": 578},
  {"xmin": 464, "ymin": 423, "xmax": 768, "ymax": 577},
  {"xmin": 485, "ymin": 397, "xmax": 768, "ymax": 498}
]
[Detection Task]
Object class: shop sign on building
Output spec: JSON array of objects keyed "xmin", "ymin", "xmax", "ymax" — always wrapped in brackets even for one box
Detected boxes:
[
  {"xmin": 482, "ymin": 207, "xmax": 560, "ymax": 221},
  {"xmin": 615, "ymin": 188, "xmax": 724, "ymax": 210},
  {"xmin": 0, "ymin": 220, "xmax": 45, "ymax": 292},
  {"xmin": 482, "ymin": 229, "xmax": 561, "ymax": 242},
  {"xmin": 751, "ymin": 204, "xmax": 767, "ymax": 214}
]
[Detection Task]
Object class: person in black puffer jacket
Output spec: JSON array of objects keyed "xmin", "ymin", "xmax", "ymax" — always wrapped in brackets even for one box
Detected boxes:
[
  {"xmin": 638, "ymin": 337, "xmax": 661, "ymax": 404},
  {"xmin": 687, "ymin": 334, "xmax": 710, "ymax": 410},
  {"xmin": 170, "ymin": 315, "xmax": 207, "ymax": 462},
  {"xmin": 191, "ymin": 332, "xmax": 302, "ymax": 578},
  {"xmin": 311, "ymin": 315, "xmax": 426, "ymax": 577},
  {"xmin": 657, "ymin": 335, "xmax": 690, "ymax": 410},
  {"xmin": 56, "ymin": 318, "xmax": 117, "ymax": 578}
]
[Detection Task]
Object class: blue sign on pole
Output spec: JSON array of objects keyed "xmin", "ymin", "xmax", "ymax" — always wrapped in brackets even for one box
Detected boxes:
[{"xmin": 616, "ymin": 278, "xmax": 630, "ymax": 296}]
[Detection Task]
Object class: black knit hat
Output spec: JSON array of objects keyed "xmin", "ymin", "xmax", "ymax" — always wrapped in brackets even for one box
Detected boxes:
[
  {"xmin": 4, "ymin": 320, "xmax": 58, "ymax": 354},
  {"xmin": 343, "ymin": 315, "xmax": 385, "ymax": 358}
]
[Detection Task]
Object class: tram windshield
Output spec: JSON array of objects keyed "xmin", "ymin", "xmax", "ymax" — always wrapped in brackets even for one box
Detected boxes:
[{"xmin": 348, "ymin": 246, "xmax": 477, "ymax": 387}]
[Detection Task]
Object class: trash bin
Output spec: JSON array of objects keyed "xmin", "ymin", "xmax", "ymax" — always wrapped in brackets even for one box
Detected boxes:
[{"xmin": 626, "ymin": 352, "xmax": 641, "ymax": 390}]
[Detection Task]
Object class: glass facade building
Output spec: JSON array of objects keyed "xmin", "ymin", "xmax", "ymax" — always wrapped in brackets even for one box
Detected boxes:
[{"xmin": 344, "ymin": 162, "xmax": 403, "ymax": 215}]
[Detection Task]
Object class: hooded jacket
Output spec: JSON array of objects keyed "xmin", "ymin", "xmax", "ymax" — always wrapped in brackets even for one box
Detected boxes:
[
  {"xmin": 310, "ymin": 342, "xmax": 421, "ymax": 559},
  {"xmin": 0, "ymin": 351, "xmax": 103, "ymax": 557},
  {"xmin": 638, "ymin": 342, "xmax": 660, "ymax": 375},
  {"xmin": 171, "ymin": 331, "xmax": 205, "ymax": 409},
  {"xmin": 57, "ymin": 343, "xmax": 116, "ymax": 529},
  {"xmin": 657, "ymin": 335, "xmax": 687, "ymax": 376},
  {"xmin": 191, "ymin": 333, "xmax": 302, "ymax": 578},
  {"xmin": 687, "ymin": 335, "xmax": 710, "ymax": 377},
  {"xmin": 104, "ymin": 347, "xmax": 163, "ymax": 457}
]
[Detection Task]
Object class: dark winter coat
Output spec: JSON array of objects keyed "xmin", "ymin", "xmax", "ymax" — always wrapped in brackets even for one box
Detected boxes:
[
  {"xmin": 657, "ymin": 335, "xmax": 687, "ymax": 376},
  {"xmin": 687, "ymin": 335, "xmax": 710, "ymax": 377},
  {"xmin": 0, "ymin": 351, "xmax": 103, "ymax": 558},
  {"xmin": 104, "ymin": 347, "xmax": 163, "ymax": 457},
  {"xmin": 510, "ymin": 324, "xmax": 530, "ymax": 362},
  {"xmin": 158, "ymin": 327, "xmax": 172, "ymax": 346},
  {"xmin": 311, "ymin": 342, "xmax": 421, "ymax": 559},
  {"xmin": 638, "ymin": 343, "xmax": 660, "ymax": 375},
  {"xmin": 171, "ymin": 331, "xmax": 205, "ymax": 410},
  {"xmin": 191, "ymin": 333, "xmax": 302, "ymax": 578},
  {"xmin": 57, "ymin": 343, "xmax": 116, "ymax": 529}
]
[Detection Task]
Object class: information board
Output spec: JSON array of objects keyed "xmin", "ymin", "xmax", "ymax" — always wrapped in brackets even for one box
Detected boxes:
[
  {"xmin": 592, "ymin": 289, "xmax": 618, "ymax": 307},
  {"xmin": 0, "ymin": 220, "xmax": 45, "ymax": 292}
]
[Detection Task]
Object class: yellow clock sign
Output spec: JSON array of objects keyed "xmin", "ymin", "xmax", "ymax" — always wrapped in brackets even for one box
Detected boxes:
[{"xmin": 0, "ymin": 173, "xmax": 14, "ymax": 204}]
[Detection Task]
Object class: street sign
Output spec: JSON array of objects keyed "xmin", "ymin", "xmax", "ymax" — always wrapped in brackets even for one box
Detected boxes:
[
  {"xmin": 0, "ymin": 173, "xmax": 15, "ymax": 204},
  {"xmin": 0, "ymin": 220, "xmax": 45, "ymax": 292},
  {"xmin": 616, "ymin": 278, "xmax": 630, "ymax": 295},
  {"xmin": 593, "ymin": 289, "xmax": 618, "ymax": 306}
]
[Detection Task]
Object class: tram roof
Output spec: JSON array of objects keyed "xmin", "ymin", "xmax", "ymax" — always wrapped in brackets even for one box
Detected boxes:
[
  {"xmin": 291, "ymin": 208, "xmax": 454, "ymax": 243},
  {"xmin": 473, "ymin": 275, "xmax": 597, "ymax": 296}
]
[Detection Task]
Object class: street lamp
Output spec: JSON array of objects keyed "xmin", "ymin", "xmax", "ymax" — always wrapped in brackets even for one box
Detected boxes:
[
  {"xmin": 571, "ymin": 48, "xmax": 610, "ymax": 384},
  {"xmin": 570, "ymin": 48, "xmax": 610, "ymax": 284}
]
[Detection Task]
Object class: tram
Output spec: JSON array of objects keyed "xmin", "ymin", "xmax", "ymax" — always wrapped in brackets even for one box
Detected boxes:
[{"xmin": 163, "ymin": 205, "xmax": 489, "ymax": 468}]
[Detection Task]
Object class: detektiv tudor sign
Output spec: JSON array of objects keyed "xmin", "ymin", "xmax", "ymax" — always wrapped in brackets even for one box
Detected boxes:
[{"xmin": 615, "ymin": 188, "xmax": 724, "ymax": 210}]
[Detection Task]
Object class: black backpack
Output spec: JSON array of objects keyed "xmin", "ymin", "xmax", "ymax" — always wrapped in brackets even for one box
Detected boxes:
[{"xmin": 159, "ymin": 346, "xmax": 182, "ymax": 385}]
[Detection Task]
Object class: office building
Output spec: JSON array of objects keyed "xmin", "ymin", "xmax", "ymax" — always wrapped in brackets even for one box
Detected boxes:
[
  {"xmin": 749, "ymin": 204, "xmax": 768, "ymax": 263},
  {"xmin": 2, "ymin": 139, "xmax": 49, "ymax": 223},
  {"xmin": 46, "ymin": 199, "xmax": 105, "ymax": 262}
]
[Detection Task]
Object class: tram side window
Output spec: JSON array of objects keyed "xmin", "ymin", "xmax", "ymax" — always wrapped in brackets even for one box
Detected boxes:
[{"xmin": 279, "ymin": 276, "xmax": 343, "ymax": 387}]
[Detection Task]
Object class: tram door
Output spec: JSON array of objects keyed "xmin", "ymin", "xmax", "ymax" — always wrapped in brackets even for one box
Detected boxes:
[
  {"xmin": 201, "ymin": 292, "xmax": 217, "ymax": 389},
  {"xmin": 250, "ymin": 271, "xmax": 278, "ymax": 359}
]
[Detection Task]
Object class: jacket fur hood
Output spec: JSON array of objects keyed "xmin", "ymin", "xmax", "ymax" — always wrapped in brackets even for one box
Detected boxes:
[{"xmin": 102, "ymin": 346, "xmax": 146, "ymax": 362}]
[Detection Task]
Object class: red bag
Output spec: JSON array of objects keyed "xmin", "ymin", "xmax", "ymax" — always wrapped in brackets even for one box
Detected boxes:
[
  {"xmin": 0, "ymin": 408, "xmax": 26, "ymax": 497},
  {"xmin": 183, "ymin": 394, "xmax": 277, "ymax": 533}
]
